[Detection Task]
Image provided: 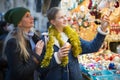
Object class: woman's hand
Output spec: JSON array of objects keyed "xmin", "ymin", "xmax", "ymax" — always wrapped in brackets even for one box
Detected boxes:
[
  {"xmin": 57, "ymin": 42, "xmax": 71, "ymax": 60},
  {"xmin": 35, "ymin": 40, "xmax": 44, "ymax": 56}
]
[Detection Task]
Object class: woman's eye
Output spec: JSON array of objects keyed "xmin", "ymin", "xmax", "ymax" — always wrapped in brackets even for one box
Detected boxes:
[
  {"xmin": 26, "ymin": 15, "xmax": 30, "ymax": 17},
  {"xmin": 25, "ymin": 14, "xmax": 31, "ymax": 18}
]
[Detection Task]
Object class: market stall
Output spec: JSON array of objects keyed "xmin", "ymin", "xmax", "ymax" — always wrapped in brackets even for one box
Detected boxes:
[
  {"xmin": 78, "ymin": 50, "xmax": 120, "ymax": 80},
  {"xmin": 60, "ymin": 0, "xmax": 120, "ymax": 79},
  {"xmin": 67, "ymin": 0, "xmax": 120, "ymax": 80}
]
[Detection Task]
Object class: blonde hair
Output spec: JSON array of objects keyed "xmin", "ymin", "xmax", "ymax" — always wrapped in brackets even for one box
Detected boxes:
[{"xmin": 2, "ymin": 27, "xmax": 30, "ymax": 61}]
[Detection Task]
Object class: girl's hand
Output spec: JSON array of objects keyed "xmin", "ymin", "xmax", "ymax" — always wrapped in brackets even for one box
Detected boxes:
[
  {"xmin": 100, "ymin": 15, "xmax": 110, "ymax": 32},
  {"xmin": 57, "ymin": 42, "xmax": 71, "ymax": 60}
]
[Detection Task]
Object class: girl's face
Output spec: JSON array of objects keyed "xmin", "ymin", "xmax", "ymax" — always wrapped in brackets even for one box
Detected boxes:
[
  {"xmin": 18, "ymin": 12, "xmax": 34, "ymax": 31},
  {"xmin": 51, "ymin": 10, "xmax": 68, "ymax": 30}
]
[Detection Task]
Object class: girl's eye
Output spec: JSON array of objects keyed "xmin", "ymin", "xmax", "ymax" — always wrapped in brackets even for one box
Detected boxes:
[
  {"xmin": 60, "ymin": 16, "xmax": 64, "ymax": 19},
  {"xmin": 59, "ymin": 16, "xmax": 65, "ymax": 19}
]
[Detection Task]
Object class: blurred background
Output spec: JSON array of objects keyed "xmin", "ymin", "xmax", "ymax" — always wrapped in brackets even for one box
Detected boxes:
[{"xmin": 0, "ymin": 0, "xmax": 120, "ymax": 53}]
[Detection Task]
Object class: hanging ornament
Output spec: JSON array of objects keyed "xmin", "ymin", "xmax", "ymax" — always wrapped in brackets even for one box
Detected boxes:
[
  {"xmin": 88, "ymin": 0, "xmax": 93, "ymax": 9},
  {"xmin": 88, "ymin": 0, "xmax": 101, "ymax": 18},
  {"xmin": 89, "ymin": 9, "xmax": 101, "ymax": 19},
  {"xmin": 80, "ymin": 5, "xmax": 85, "ymax": 12},
  {"xmin": 78, "ymin": 0, "xmax": 84, "ymax": 5},
  {"xmin": 89, "ymin": 9, "xmax": 95, "ymax": 16},
  {"xmin": 114, "ymin": 0, "xmax": 119, "ymax": 8},
  {"xmin": 94, "ymin": 10, "xmax": 101, "ymax": 19},
  {"xmin": 94, "ymin": 19, "xmax": 101, "ymax": 25}
]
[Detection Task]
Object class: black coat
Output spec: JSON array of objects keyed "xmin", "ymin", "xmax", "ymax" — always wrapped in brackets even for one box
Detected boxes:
[{"xmin": 5, "ymin": 34, "xmax": 42, "ymax": 80}]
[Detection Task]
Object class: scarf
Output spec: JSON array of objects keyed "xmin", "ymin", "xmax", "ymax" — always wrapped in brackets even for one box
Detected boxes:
[{"xmin": 41, "ymin": 25, "xmax": 82, "ymax": 68}]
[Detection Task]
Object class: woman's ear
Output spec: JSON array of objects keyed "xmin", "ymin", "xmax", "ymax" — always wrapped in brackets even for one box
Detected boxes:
[
  {"xmin": 50, "ymin": 20, "xmax": 55, "ymax": 26},
  {"xmin": 18, "ymin": 21, "xmax": 22, "ymax": 27}
]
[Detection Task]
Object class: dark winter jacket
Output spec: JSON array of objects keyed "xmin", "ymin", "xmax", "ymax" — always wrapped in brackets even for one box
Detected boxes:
[
  {"xmin": 39, "ymin": 32, "xmax": 106, "ymax": 80},
  {"xmin": 5, "ymin": 34, "xmax": 42, "ymax": 80}
]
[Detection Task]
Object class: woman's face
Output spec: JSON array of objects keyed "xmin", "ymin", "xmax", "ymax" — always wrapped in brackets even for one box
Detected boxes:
[
  {"xmin": 18, "ymin": 12, "xmax": 34, "ymax": 30},
  {"xmin": 51, "ymin": 10, "xmax": 68, "ymax": 29}
]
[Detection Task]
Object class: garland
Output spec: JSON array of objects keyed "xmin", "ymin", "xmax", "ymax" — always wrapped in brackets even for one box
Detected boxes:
[{"xmin": 41, "ymin": 25, "xmax": 82, "ymax": 68}]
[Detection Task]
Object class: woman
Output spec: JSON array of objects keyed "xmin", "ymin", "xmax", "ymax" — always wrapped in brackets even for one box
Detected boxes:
[
  {"xmin": 39, "ymin": 7, "xmax": 109, "ymax": 80},
  {"xmin": 3, "ymin": 7, "xmax": 44, "ymax": 80}
]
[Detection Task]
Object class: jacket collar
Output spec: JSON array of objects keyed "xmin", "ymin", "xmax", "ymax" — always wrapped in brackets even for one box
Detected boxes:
[{"xmin": 54, "ymin": 32, "xmax": 68, "ymax": 48}]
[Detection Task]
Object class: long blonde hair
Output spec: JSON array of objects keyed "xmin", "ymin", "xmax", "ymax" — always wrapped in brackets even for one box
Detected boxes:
[{"xmin": 2, "ymin": 27, "xmax": 30, "ymax": 61}]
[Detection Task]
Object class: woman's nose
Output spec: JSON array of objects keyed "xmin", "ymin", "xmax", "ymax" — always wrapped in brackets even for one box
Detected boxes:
[
  {"xmin": 31, "ymin": 16, "xmax": 34, "ymax": 20},
  {"xmin": 30, "ymin": 16, "xmax": 34, "ymax": 21}
]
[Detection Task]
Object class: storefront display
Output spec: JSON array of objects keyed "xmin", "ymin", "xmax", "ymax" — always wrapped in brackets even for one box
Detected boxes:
[{"xmin": 78, "ymin": 50, "xmax": 120, "ymax": 80}]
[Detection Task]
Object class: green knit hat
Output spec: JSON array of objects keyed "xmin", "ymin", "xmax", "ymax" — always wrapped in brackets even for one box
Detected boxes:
[{"xmin": 4, "ymin": 7, "xmax": 30, "ymax": 27}]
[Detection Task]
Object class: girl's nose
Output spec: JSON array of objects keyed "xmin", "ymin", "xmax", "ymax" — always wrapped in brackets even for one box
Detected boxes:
[{"xmin": 64, "ymin": 16, "xmax": 68, "ymax": 21}]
